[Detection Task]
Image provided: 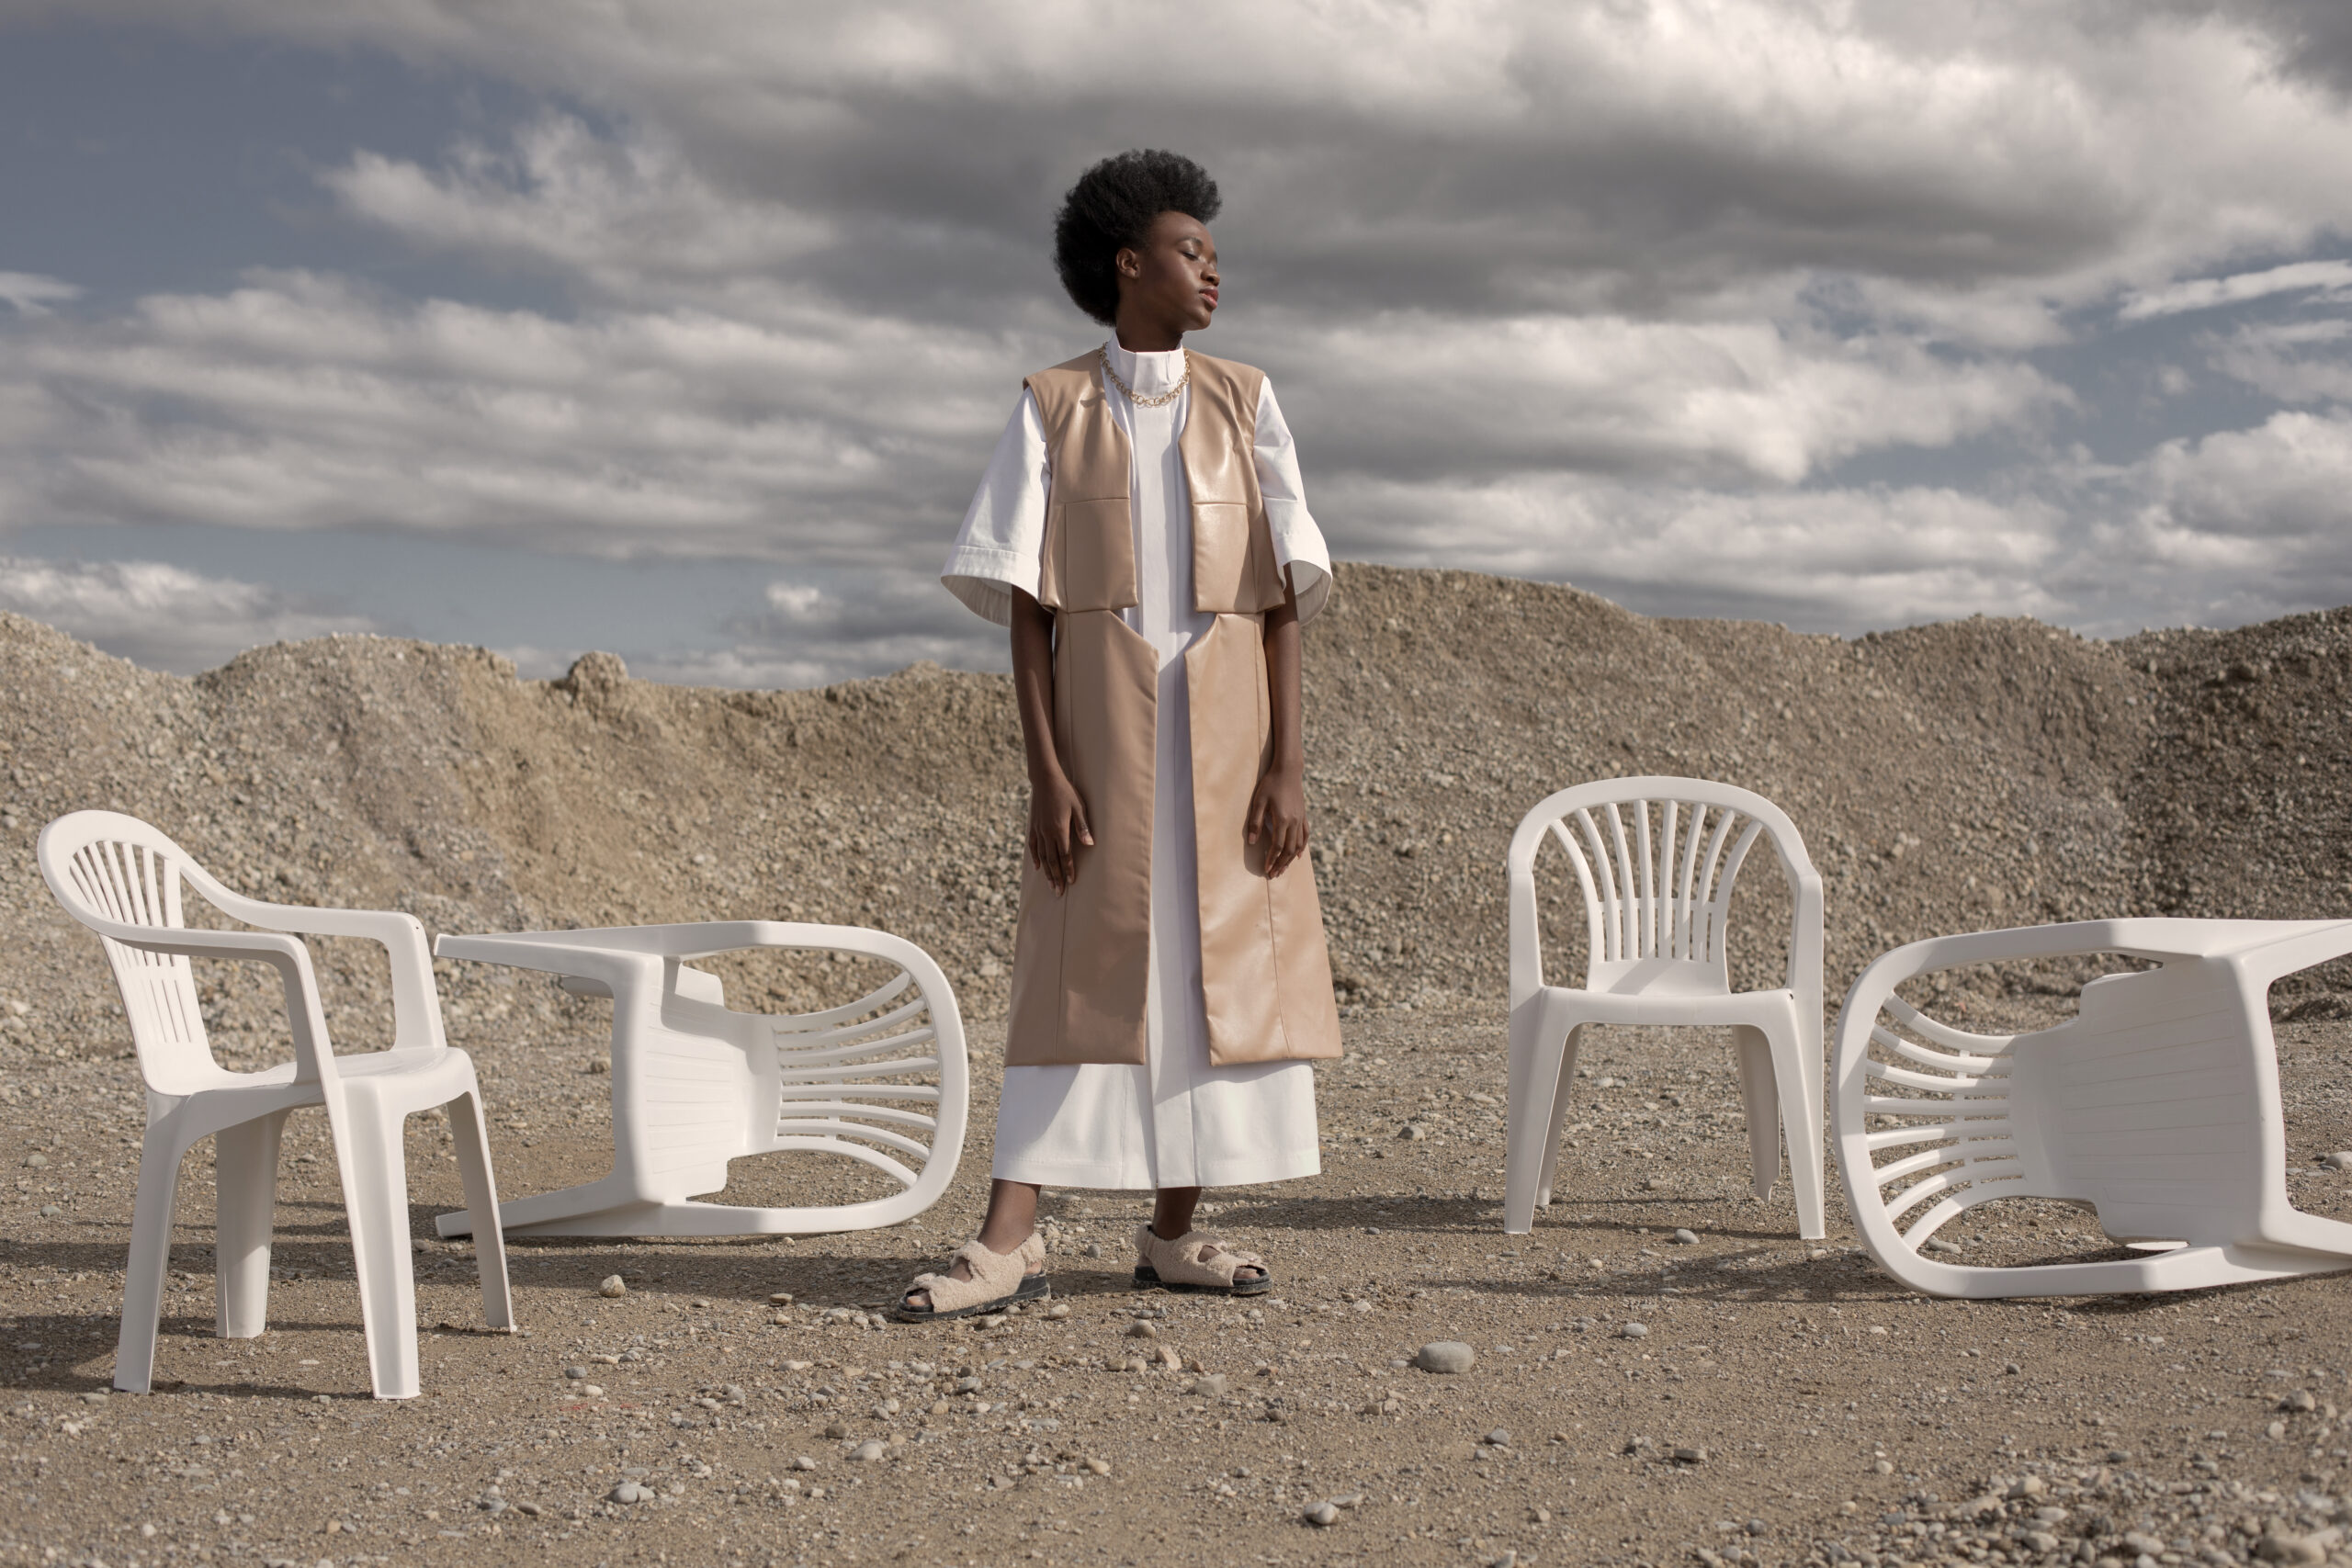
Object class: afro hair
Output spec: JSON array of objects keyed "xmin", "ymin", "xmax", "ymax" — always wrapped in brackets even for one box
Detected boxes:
[{"xmin": 1053, "ymin": 150, "xmax": 1222, "ymax": 327}]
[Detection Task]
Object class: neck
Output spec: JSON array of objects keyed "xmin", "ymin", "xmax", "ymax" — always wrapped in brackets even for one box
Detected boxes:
[{"xmin": 1114, "ymin": 322, "xmax": 1183, "ymax": 353}]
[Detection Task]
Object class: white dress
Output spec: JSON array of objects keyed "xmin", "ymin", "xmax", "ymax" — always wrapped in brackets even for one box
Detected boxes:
[{"xmin": 941, "ymin": 340, "xmax": 1334, "ymax": 1190}]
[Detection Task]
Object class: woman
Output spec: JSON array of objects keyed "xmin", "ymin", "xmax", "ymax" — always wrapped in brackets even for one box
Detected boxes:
[{"xmin": 901, "ymin": 149, "xmax": 1342, "ymax": 1321}]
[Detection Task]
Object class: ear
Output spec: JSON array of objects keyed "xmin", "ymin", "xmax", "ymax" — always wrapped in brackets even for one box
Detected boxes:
[{"xmin": 1114, "ymin": 245, "xmax": 1142, "ymax": 280}]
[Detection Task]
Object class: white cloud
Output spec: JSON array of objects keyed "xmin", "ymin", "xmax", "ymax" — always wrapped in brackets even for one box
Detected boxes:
[
  {"xmin": 323, "ymin": 114, "xmax": 833, "ymax": 297},
  {"xmin": 5, "ymin": 0, "xmax": 2352, "ymax": 676},
  {"xmin": 0, "ymin": 273, "xmax": 80, "ymax": 319},
  {"xmin": 0, "ymin": 555, "xmax": 376, "ymax": 672},
  {"xmin": 2204, "ymin": 319, "xmax": 2352, "ymax": 403},
  {"xmin": 2119, "ymin": 258, "xmax": 2352, "ymax": 320}
]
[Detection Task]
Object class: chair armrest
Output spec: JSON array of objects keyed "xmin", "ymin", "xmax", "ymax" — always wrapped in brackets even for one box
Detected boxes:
[
  {"xmin": 1786, "ymin": 871, "xmax": 1826, "ymax": 1008},
  {"xmin": 213, "ymin": 900, "xmax": 445, "ymax": 1053},
  {"xmin": 97, "ymin": 924, "xmax": 339, "ymax": 1084}
]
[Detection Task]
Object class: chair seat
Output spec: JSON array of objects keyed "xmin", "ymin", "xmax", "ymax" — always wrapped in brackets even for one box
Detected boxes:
[
  {"xmin": 164, "ymin": 1048, "xmax": 479, "ymax": 1112},
  {"xmin": 1528, "ymin": 982, "xmax": 1799, "ymax": 1029}
]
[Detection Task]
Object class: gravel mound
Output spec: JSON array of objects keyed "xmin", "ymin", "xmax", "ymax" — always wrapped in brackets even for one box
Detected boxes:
[{"xmin": 2, "ymin": 562, "xmax": 2346, "ymax": 1053}]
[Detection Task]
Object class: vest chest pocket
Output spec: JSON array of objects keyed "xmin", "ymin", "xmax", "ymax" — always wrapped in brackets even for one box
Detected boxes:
[
  {"xmin": 1051, "ymin": 496, "xmax": 1138, "ymax": 612},
  {"xmin": 1192, "ymin": 502, "xmax": 1284, "ymax": 614}
]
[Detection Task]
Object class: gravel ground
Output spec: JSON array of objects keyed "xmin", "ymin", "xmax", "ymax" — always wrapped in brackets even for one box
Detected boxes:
[
  {"xmin": 7, "ymin": 1000, "xmax": 2352, "ymax": 1568},
  {"xmin": 3, "ymin": 563, "xmax": 2352, "ymax": 1567}
]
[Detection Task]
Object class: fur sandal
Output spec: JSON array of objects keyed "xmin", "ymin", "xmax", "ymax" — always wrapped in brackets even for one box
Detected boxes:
[
  {"xmin": 891, "ymin": 1232, "xmax": 1050, "ymax": 1323},
  {"xmin": 1131, "ymin": 1224, "xmax": 1272, "ymax": 1296}
]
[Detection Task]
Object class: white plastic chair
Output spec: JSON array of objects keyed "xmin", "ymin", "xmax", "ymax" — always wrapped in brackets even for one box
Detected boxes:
[
  {"xmin": 430, "ymin": 921, "xmax": 967, "ymax": 1238},
  {"xmin": 1505, "ymin": 778, "xmax": 1827, "ymax": 1237},
  {"xmin": 1833, "ymin": 918, "xmax": 2352, "ymax": 1297},
  {"xmin": 37, "ymin": 812, "xmax": 513, "ymax": 1398}
]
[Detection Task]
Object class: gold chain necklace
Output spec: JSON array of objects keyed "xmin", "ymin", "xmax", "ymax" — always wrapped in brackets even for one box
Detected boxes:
[{"xmin": 1098, "ymin": 345, "xmax": 1190, "ymax": 408}]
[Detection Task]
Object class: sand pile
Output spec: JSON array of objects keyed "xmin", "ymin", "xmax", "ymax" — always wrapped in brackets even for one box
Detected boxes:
[{"xmin": 1, "ymin": 562, "xmax": 2346, "ymax": 1050}]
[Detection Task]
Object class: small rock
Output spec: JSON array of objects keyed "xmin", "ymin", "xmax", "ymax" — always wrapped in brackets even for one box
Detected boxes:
[
  {"xmin": 609, "ymin": 1481, "xmax": 650, "ymax": 1505},
  {"xmin": 1484, "ymin": 1427, "xmax": 1511, "ymax": 1448},
  {"xmin": 1641, "ymin": 1176, "xmax": 1662, "ymax": 1190},
  {"xmin": 1191, "ymin": 1374, "xmax": 1228, "ymax": 1398},
  {"xmin": 2256, "ymin": 1530, "xmax": 2329, "ymax": 1564},
  {"xmin": 2267, "ymin": 1419, "xmax": 2290, "ymax": 1439},
  {"xmin": 2024, "ymin": 1530, "xmax": 2059, "ymax": 1553},
  {"xmin": 1619, "ymin": 1322, "xmax": 1648, "ymax": 1339},
  {"xmin": 37, "ymin": 1204, "xmax": 60, "ymax": 1219},
  {"xmin": 597, "ymin": 1276, "xmax": 627, "ymax": 1299},
  {"xmin": 1153, "ymin": 1346, "xmax": 1181, "ymax": 1369},
  {"xmin": 1924, "ymin": 1237, "xmax": 1961, "ymax": 1254},
  {"xmin": 769, "ymin": 1292, "xmax": 795, "ymax": 1305},
  {"xmin": 1414, "ymin": 1341, "xmax": 1476, "ymax": 1374},
  {"xmin": 850, "ymin": 1440, "xmax": 887, "ymax": 1462},
  {"xmin": 1080, "ymin": 1241, "xmax": 1102, "ymax": 1258},
  {"xmin": 514, "ymin": 1501, "xmax": 541, "ymax": 1517},
  {"xmin": 792, "ymin": 1456, "xmax": 817, "ymax": 1472},
  {"xmin": 2001, "ymin": 1360, "xmax": 2020, "ymax": 1374},
  {"xmin": 2281, "ymin": 1389, "xmax": 2318, "ymax": 1412},
  {"xmin": 823, "ymin": 1421, "xmax": 849, "ymax": 1438},
  {"xmin": 2324, "ymin": 1152, "xmax": 2352, "ymax": 1171},
  {"xmin": 977, "ymin": 1314, "xmax": 1007, "ymax": 1329},
  {"xmin": 21, "ymin": 1154, "xmax": 45, "ymax": 1168},
  {"xmin": 1397, "ymin": 1123, "xmax": 1427, "ymax": 1141},
  {"xmin": 1125, "ymin": 1321, "xmax": 1158, "ymax": 1339},
  {"xmin": 1083, "ymin": 1458, "xmax": 1110, "ymax": 1476},
  {"xmin": 562, "ymin": 1365, "xmax": 591, "ymax": 1382},
  {"xmin": 1670, "ymin": 1228, "xmax": 1698, "ymax": 1246},
  {"xmin": 1873, "ymin": 1460, "xmax": 1894, "ymax": 1474},
  {"xmin": 2009, "ymin": 1476, "xmax": 2045, "ymax": 1498},
  {"xmin": 1045, "ymin": 1303, "xmax": 1070, "ymax": 1320},
  {"xmin": 578, "ymin": 1384, "xmax": 604, "ymax": 1398},
  {"xmin": 1303, "ymin": 1501, "xmax": 1339, "ymax": 1527},
  {"xmin": 1674, "ymin": 1446, "xmax": 1708, "ymax": 1463},
  {"xmin": 2106, "ymin": 1448, "xmax": 2132, "ymax": 1463},
  {"xmin": 587, "ymin": 1055, "xmax": 611, "ymax": 1074}
]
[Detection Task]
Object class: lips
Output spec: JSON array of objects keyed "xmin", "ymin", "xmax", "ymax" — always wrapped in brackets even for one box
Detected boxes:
[{"xmin": 1201, "ymin": 289, "xmax": 1219, "ymax": 308}]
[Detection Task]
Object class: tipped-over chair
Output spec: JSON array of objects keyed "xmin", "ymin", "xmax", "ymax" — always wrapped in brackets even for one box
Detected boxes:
[
  {"xmin": 1505, "ymin": 778, "xmax": 1827, "ymax": 1237},
  {"xmin": 1833, "ymin": 918, "xmax": 2352, "ymax": 1296},
  {"xmin": 430, "ymin": 921, "xmax": 967, "ymax": 1238},
  {"xmin": 38, "ymin": 811, "xmax": 512, "ymax": 1398}
]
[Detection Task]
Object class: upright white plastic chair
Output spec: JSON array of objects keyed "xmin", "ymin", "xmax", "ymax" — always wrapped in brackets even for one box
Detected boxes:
[
  {"xmin": 1833, "ymin": 918, "xmax": 2352, "ymax": 1297},
  {"xmin": 37, "ymin": 812, "xmax": 512, "ymax": 1398},
  {"xmin": 431, "ymin": 921, "xmax": 967, "ymax": 1238},
  {"xmin": 1505, "ymin": 778, "xmax": 1827, "ymax": 1237}
]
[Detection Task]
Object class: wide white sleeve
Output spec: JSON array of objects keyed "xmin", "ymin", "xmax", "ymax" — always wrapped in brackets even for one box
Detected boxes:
[
  {"xmin": 1254, "ymin": 378, "xmax": 1333, "ymax": 626},
  {"xmin": 940, "ymin": 389, "xmax": 1051, "ymax": 626}
]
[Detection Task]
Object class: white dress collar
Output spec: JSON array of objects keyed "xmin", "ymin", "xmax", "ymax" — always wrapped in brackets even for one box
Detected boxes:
[{"xmin": 1103, "ymin": 338, "xmax": 1188, "ymax": 400}]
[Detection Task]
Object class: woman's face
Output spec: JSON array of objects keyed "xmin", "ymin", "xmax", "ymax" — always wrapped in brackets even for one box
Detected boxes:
[{"xmin": 1114, "ymin": 211, "xmax": 1218, "ymax": 338}]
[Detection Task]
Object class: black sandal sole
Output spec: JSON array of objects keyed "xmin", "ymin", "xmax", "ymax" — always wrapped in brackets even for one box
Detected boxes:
[
  {"xmin": 888, "ymin": 1270, "xmax": 1052, "ymax": 1324},
  {"xmin": 1133, "ymin": 1263, "xmax": 1272, "ymax": 1297}
]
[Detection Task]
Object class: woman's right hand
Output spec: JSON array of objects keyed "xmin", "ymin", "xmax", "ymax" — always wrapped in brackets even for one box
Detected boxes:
[{"xmin": 1028, "ymin": 771, "xmax": 1093, "ymax": 894}]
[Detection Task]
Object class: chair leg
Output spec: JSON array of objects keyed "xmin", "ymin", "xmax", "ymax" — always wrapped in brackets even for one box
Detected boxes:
[
  {"xmin": 1756, "ymin": 1015, "xmax": 1829, "ymax": 1242},
  {"xmin": 1533, "ymin": 1023, "xmax": 1589, "ymax": 1209},
  {"xmin": 1505, "ymin": 1007, "xmax": 1573, "ymax": 1235},
  {"xmin": 116, "ymin": 1128, "xmax": 188, "ymax": 1394},
  {"xmin": 1733, "ymin": 1025, "xmax": 1781, "ymax": 1203},
  {"xmin": 212, "ymin": 1111, "xmax": 288, "ymax": 1340},
  {"xmin": 443, "ymin": 1088, "xmax": 514, "ymax": 1331},
  {"xmin": 331, "ymin": 1088, "xmax": 422, "ymax": 1400}
]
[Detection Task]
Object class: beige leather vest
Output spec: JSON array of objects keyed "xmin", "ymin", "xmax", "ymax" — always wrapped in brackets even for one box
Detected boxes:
[{"xmin": 1004, "ymin": 349, "xmax": 1344, "ymax": 1068}]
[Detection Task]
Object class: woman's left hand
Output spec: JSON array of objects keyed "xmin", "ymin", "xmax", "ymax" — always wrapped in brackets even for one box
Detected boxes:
[{"xmin": 1246, "ymin": 763, "xmax": 1309, "ymax": 879}]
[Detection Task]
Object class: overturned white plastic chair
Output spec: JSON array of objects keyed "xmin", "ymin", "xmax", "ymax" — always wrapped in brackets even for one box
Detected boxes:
[
  {"xmin": 430, "ymin": 921, "xmax": 967, "ymax": 1238},
  {"xmin": 37, "ymin": 811, "xmax": 512, "ymax": 1398},
  {"xmin": 1833, "ymin": 918, "xmax": 2352, "ymax": 1297},
  {"xmin": 1505, "ymin": 778, "xmax": 1827, "ymax": 1237}
]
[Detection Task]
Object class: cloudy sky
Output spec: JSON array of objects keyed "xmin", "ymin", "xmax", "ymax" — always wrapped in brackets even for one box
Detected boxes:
[{"xmin": 2, "ymin": 2, "xmax": 2349, "ymax": 683}]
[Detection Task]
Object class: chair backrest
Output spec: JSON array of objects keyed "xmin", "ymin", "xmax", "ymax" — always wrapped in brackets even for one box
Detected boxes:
[
  {"xmin": 1508, "ymin": 777, "xmax": 1819, "ymax": 1006},
  {"xmin": 1840, "ymin": 939, "xmax": 2275, "ymax": 1254},
  {"xmin": 37, "ymin": 811, "xmax": 233, "ymax": 1095}
]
